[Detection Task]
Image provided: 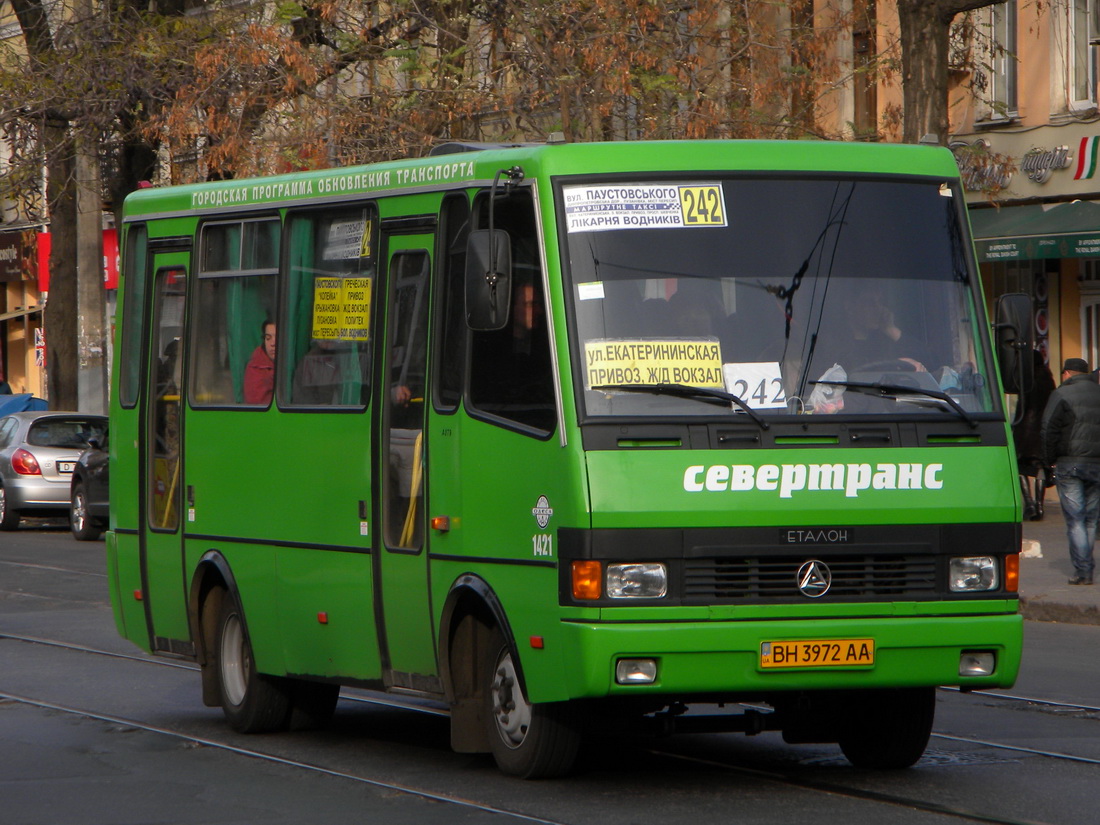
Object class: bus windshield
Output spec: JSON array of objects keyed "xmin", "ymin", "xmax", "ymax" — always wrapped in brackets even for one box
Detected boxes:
[{"xmin": 563, "ymin": 176, "xmax": 997, "ymax": 420}]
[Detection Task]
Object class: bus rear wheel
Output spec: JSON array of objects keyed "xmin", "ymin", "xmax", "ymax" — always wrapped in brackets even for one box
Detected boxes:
[
  {"xmin": 214, "ymin": 592, "xmax": 292, "ymax": 733},
  {"xmin": 838, "ymin": 687, "xmax": 935, "ymax": 769},
  {"xmin": 483, "ymin": 626, "xmax": 580, "ymax": 778}
]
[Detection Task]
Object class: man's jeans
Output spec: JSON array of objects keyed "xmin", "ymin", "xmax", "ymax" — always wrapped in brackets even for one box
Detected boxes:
[{"xmin": 1055, "ymin": 462, "xmax": 1100, "ymax": 579}]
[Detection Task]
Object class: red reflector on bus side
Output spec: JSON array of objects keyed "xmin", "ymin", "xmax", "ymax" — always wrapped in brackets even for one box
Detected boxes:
[
  {"xmin": 318, "ymin": 612, "xmax": 329, "ymax": 624},
  {"xmin": 530, "ymin": 636, "xmax": 544, "ymax": 649}
]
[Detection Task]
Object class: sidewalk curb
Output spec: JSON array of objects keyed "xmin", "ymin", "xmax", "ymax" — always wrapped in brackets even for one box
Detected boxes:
[{"xmin": 1020, "ymin": 598, "xmax": 1100, "ymax": 625}]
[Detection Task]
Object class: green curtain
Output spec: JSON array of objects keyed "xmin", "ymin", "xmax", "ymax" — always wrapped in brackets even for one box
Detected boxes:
[{"xmin": 287, "ymin": 217, "xmax": 318, "ymax": 394}]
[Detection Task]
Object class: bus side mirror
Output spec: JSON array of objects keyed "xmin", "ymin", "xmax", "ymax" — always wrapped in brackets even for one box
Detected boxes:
[
  {"xmin": 994, "ymin": 292, "xmax": 1034, "ymax": 394},
  {"xmin": 465, "ymin": 229, "xmax": 513, "ymax": 331}
]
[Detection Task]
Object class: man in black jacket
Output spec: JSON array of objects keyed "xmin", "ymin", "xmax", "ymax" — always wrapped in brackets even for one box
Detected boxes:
[{"xmin": 1041, "ymin": 357, "xmax": 1100, "ymax": 584}]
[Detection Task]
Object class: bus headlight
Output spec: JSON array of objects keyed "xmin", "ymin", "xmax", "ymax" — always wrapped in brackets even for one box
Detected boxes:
[
  {"xmin": 607, "ymin": 563, "xmax": 668, "ymax": 598},
  {"xmin": 949, "ymin": 556, "xmax": 998, "ymax": 592}
]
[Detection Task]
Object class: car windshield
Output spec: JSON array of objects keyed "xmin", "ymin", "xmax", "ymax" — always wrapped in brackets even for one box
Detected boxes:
[
  {"xmin": 27, "ymin": 418, "xmax": 107, "ymax": 449},
  {"xmin": 562, "ymin": 176, "xmax": 997, "ymax": 420}
]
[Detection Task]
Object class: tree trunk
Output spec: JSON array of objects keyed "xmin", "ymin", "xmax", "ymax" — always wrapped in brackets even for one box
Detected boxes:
[
  {"xmin": 44, "ymin": 127, "xmax": 78, "ymax": 411},
  {"xmin": 897, "ymin": 1, "xmax": 950, "ymax": 145},
  {"xmin": 896, "ymin": 0, "xmax": 1007, "ymax": 145}
]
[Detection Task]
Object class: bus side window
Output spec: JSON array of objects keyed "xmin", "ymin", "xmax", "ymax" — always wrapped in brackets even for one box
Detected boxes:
[
  {"xmin": 119, "ymin": 224, "xmax": 148, "ymax": 408},
  {"xmin": 283, "ymin": 206, "xmax": 377, "ymax": 408},
  {"xmin": 434, "ymin": 193, "xmax": 471, "ymax": 413},
  {"xmin": 189, "ymin": 219, "xmax": 279, "ymax": 408},
  {"xmin": 468, "ymin": 190, "xmax": 555, "ymax": 435}
]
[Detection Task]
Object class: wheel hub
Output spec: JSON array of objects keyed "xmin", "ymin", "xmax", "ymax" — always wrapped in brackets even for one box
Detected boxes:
[{"xmin": 491, "ymin": 652, "xmax": 531, "ymax": 748}]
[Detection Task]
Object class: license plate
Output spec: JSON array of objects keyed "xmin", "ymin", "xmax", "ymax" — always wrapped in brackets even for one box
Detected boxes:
[
  {"xmin": 58, "ymin": 462, "xmax": 75, "ymax": 473},
  {"xmin": 760, "ymin": 639, "xmax": 874, "ymax": 669}
]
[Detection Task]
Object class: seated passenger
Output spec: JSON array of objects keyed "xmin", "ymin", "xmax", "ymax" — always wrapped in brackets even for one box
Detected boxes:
[{"xmin": 243, "ymin": 321, "xmax": 276, "ymax": 405}]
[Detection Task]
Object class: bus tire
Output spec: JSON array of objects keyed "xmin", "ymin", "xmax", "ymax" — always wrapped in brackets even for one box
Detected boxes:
[
  {"xmin": 287, "ymin": 681, "xmax": 340, "ymax": 730},
  {"xmin": 214, "ymin": 592, "xmax": 291, "ymax": 733},
  {"xmin": 838, "ymin": 687, "xmax": 935, "ymax": 769},
  {"xmin": 483, "ymin": 626, "xmax": 580, "ymax": 778}
]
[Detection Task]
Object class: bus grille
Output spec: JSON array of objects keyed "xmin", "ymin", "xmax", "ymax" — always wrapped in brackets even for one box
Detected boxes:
[{"xmin": 683, "ymin": 555, "xmax": 939, "ymax": 602}]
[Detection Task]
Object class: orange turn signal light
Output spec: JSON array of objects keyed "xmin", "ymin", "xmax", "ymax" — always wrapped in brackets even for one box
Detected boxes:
[
  {"xmin": 572, "ymin": 560, "xmax": 602, "ymax": 600},
  {"xmin": 1005, "ymin": 553, "xmax": 1019, "ymax": 593}
]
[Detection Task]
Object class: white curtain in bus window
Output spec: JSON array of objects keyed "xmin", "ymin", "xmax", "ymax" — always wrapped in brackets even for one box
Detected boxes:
[
  {"xmin": 284, "ymin": 207, "xmax": 377, "ymax": 407},
  {"xmin": 189, "ymin": 219, "xmax": 279, "ymax": 407}
]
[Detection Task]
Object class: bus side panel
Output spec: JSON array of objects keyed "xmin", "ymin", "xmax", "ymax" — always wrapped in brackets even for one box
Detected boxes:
[
  {"xmin": 182, "ymin": 409, "xmax": 378, "ymax": 679},
  {"xmin": 106, "ymin": 530, "xmax": 150, "ymax": 651},
  {"xmin": 187, "ymin": 542, "xmax": 280, "ymax": 671},
  {"xmin": 430, "ymin": 416, "xmax": 587, "ymax": 705},
  {"xmin": 277, "ymin": 548, "xmax": 380, "ymax": 679}
]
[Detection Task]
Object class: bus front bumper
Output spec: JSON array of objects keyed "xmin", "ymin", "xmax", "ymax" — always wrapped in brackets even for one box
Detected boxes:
[{"xmin": 553, "ymin": 611, "xmax": 1022, "ymax": 701}]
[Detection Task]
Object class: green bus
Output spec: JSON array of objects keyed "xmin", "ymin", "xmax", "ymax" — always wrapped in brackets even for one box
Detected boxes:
[{"xmin": 107, "ymin": 139, "xmax": 1027, "ymax": 778}]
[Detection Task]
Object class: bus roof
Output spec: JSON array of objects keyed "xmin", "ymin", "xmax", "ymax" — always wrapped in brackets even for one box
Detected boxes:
[{"xmin": 122, "ymin": 140, "xmax": 961, "ymax": 221}]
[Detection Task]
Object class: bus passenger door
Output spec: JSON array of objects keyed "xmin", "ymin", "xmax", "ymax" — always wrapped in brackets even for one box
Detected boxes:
[
  {"xmin": 139, "ymin": 250, "xmax": 191, "ymax": 653},
  {"xmin": 376, "ymin": 236, "xmax": 438, "ymax": 689}
]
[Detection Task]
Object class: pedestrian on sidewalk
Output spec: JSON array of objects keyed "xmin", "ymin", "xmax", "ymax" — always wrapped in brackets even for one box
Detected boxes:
[{"xmin": 1041, "ymin": 357, "xmax": 1100, "ymax": 585}]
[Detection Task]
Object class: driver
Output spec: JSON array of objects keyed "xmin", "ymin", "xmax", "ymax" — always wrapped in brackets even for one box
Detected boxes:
[{"xmin": 833, "ymin": 282, "xmax": 925, "ymax": 374}]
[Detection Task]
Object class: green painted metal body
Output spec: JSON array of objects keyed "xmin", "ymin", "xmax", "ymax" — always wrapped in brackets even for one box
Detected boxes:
[{"xmin": 106, "ymin": 140, "xmax": 1022, "ymax": 712}]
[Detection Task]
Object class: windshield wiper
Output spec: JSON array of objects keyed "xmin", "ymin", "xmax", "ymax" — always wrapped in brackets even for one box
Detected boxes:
[
  {"xmin": 592, "ymin": 383, "xmax": 770, "ymax": 429},
  {"xmin": 811, "ymin": 379, "xmax": 977, "ymax": 428}
]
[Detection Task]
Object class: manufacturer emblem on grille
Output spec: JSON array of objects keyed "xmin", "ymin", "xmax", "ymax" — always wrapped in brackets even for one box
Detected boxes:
[{"xmin": 796, "ymin": 559, "xmax": 832, "ymax": 598}]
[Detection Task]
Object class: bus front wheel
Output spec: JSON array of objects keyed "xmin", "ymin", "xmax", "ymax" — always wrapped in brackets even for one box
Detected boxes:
[
  {"xmin": 838, "ymin": 687, "xmax": 935, "ymax": 769},
  {"xmin": 214, "ymin": 592, "xmax": 291, "ymax": 733},
  {"xmin": 483, "ymin": 626, "xmax": 580, "ymax": 778}
]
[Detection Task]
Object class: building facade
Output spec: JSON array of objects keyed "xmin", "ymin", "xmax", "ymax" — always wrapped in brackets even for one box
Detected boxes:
[{"xmin": 948, "ymin": 0, "xmax": 1100, "ymax": 375}]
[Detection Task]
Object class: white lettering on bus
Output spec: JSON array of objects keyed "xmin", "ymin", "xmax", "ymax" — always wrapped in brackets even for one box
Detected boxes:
[
  {"xmin": 682, "ymin": 463, "xmax": 945, "ymax": 498},
  {"xmin": 189, "ymin": 160, "xmax": 477, "ymax": 210}
]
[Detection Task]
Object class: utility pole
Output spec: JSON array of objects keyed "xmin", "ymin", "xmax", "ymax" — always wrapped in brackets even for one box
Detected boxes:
[{"xmin": 76, "ymin": 136, "xmax": 107, "ymax": 413}]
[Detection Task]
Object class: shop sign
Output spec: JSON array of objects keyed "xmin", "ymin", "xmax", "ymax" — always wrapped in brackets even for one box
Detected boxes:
[
  {"xmin": 0, "ymin": 230, "xmax": 37, "ymax": 283},
  {"xmin": 950, "ymin": 139, "xmax": 1014, "ymax": 192},
  {"xmin": 975, "ymin": 233, "xmax": 1100, "ymax": 262},
  {"xmin": 37, "ymin": 230, "xmax": 119, "ymax": 291},
  {"xmin": 1021, "ymin": 145, "xmax": 1072, "ymax": 184}
]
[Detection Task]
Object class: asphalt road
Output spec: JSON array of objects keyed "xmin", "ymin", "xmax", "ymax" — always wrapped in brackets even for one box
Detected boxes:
[{"xmin": 3, "ymin": 523, "xmax": 1100, "ymax": 825}]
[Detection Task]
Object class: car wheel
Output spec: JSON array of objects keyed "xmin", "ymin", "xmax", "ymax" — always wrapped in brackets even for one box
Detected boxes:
[
  {"xmin": 483, "ymin": 625, "xmax": 580, "ymax": 778},
  {"xmin": 0, "ymin": 485, "xmax": 20, "ymax": 531},
  {"xmin": 838, "ymin": 687, "xmax": 935, "ymax": 769},
  {"xmin": 214, "ymin": 591, "xmax": 291, "ymax": 733},
  {"xmin": 70, "ymin": 483, "xmax": 102, "ymax": 541}
]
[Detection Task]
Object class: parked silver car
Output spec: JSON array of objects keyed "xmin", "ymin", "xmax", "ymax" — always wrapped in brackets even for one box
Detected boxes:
[{"xmin": 0, "ymin": 411, "xmax": 108, "ymax": 530}]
